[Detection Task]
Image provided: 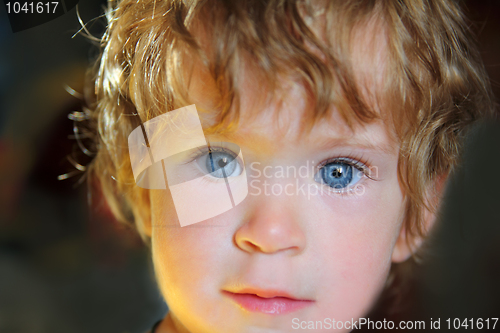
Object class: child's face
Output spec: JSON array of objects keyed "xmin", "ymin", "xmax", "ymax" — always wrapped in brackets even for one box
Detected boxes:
[{"xmin": 148, "ymin": 69, "xmax": 407, "ymax": 332}]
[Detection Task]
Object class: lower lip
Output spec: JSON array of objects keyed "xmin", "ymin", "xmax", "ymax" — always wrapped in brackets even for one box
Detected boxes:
[{"xmin": 223, "ymin": 291, "xmax": 314, "ymax": 315}]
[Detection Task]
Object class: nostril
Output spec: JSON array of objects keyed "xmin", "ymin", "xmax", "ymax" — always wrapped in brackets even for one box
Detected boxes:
[{"xmin": 241, "ymin": 240, "xmax": 260, "ymax": 252}]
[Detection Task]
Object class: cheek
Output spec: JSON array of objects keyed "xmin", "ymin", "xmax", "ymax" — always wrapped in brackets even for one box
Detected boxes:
[
  {"xmin": 308, "ymin": 180, "xmax": 404, "ymax": 317},
  {"xmin": 152, "ymin": 230, "xmax": 210, "ymax": 297},
  {"xmin": 149, "ymin": 191, "xmax": 221, "ymax": 298},
  {"xmin": 317, "ymin": 175, "xmax": 405, "ymax": 255},
  {"xmin": 151, "ymin": 212, "xmax": 227, "ymax": 287},
  {"xmin": 151, "ymin": 226, "xmax": 234, "ymax": 333}
]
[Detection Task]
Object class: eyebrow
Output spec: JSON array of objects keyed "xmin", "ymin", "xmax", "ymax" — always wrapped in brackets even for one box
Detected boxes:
[
  {"xmin": 205, "ymin": 130, "xmax": 397, "ymax": 157},
  {"xmin": 314, "ymin": 136, "xmax": 397, "ymax": 155},
  {"xmin": 205, "ymin": 131, "xmax": 277, "ymax": 155}
]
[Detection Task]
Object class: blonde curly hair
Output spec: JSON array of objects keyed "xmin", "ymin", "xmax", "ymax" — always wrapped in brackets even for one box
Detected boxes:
[{"xmin": 84, "ymin": 0, "xmax": 495, "ymax": 252}]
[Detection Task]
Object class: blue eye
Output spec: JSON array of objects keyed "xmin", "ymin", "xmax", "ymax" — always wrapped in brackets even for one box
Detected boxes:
[
  {"xmin": 315, "ymin": 160, "xmax": 364, "ymax": 190},
  {"xmin": 197, "ymin": 148, "xmax": 242, "ymax": 178}
]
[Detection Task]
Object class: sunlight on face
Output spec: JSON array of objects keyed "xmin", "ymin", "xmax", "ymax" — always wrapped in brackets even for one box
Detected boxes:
[
  {"xmin": 144, "ymin": 11, "xmax": 411, "ymax": 330},
  {"xmin": 147, "ymin": 67, "xmax": 407, "ymax": 332}
]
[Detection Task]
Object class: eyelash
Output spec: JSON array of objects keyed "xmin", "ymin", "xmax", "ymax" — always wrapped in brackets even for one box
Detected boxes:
[
  {"xmin": 316, "ymin": 154, "xmax": 376, "ymax": 181},
  {"xmin": 181, "ymin": 142, "xmax": 238, "ymax": 166}
]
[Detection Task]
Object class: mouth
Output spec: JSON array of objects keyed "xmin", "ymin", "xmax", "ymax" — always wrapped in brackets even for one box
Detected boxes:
[{"xmin": 222, "ymin": 289, "xmax": 314, "ymax": 315}]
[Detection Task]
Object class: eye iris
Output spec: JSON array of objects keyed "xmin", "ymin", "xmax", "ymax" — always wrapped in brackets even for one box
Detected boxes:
[
  {"xmin": 320, "ymin": 163, "xmax": 352, "ymax": 189},
  {"xmin": 206, "ymin": 152, "xmax": 236, "ymax": 178}
]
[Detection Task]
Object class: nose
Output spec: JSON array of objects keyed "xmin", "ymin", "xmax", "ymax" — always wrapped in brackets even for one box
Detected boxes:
[{"xmin": 234, "ymin": 194, "xmax": 306, "ymax": 256}]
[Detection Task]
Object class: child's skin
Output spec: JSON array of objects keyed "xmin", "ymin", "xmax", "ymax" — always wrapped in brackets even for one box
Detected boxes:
[{"xmin": 138, "ymin": 15, "xmax": 439, "ymax": 333}]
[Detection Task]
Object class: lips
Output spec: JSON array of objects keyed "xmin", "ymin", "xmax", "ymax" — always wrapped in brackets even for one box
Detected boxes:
[{"xmin": 222, "ymin": 289, "xmax": 314, "ymax": 315}]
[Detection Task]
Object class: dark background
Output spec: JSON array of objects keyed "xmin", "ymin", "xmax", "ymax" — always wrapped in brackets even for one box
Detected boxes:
[
  {"xmin": 0, "ymin": 1, "xmax": 168, "ymax": 333},
  {"xmin": 0, "ymin": 1, "xmax": 499, "ymax": 332}
]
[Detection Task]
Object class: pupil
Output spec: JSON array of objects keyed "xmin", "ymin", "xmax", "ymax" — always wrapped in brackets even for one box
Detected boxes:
[
  {"xmin": 218, "ymin": 158, "xmax": 227, "ymax": 168},
  {"xmin": 331, "ymin": 167, "xmax": 342, "ymax": 178}
]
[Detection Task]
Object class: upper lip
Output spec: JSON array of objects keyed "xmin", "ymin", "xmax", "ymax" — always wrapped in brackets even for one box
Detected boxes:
[{"xmin": 223, "ymin": 288, "xmax": 312, "ymax": 301}]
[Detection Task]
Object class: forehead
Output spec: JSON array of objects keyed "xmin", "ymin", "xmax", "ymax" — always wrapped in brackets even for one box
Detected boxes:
[{"xmin": 187, "ymin": 63, "xmax": 397, "ymax": 156}]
